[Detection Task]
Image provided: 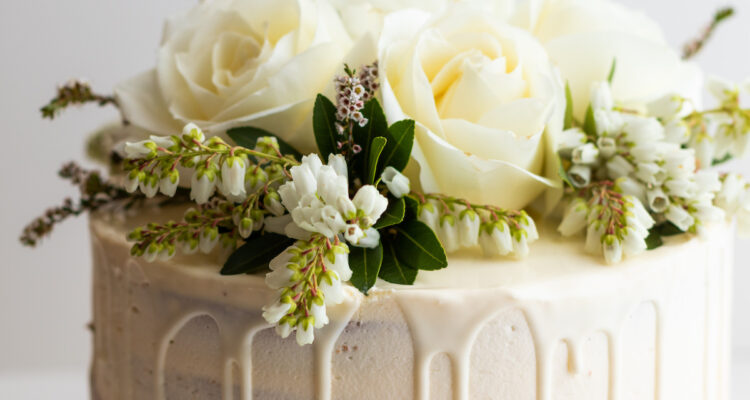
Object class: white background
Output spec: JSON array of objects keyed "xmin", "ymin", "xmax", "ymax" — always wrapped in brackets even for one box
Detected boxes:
[{"xmin": 0, "ymin": 0, "xmax": 748, "ymax": 397}]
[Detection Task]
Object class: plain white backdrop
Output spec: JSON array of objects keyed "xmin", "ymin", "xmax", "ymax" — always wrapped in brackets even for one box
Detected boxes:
[{"xmin": 0, "ymin": 0, "xmax": 748, "ymax": 396}]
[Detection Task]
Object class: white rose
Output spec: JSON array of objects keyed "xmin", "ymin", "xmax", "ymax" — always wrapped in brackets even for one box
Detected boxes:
[
  {"xmin": 515, "ymin": 0, "xmax": 702, "ymax": 119},
  {"xmin": 330, "ymin": 0, "xmax": 516, "ymax": 39},
  {"xmin": 379, "ymin": 6, "xmax": 565, "ymax": 209},
  {"xmin": 115, "ymin": 0, "xmax": 358, "ymax": 154}
]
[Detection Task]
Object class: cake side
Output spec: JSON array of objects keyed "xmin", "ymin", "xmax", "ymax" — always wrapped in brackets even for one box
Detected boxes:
[{"xmin": 89, "ymin": 212, "xmax": 733, "ymax": 400}]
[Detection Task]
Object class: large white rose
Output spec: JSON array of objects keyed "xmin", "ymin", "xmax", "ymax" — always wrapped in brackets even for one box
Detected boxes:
[
  {"xmin": 515, "ymin": 0, "xmax": 703, "ymax": 120},
  {"xmin": 115, "ymin": 0, "xmax": 359, "ymax": 154},
  {"xmin": 378, "ymin": 6, "xmax": 565, "ymax": 210},
  {"xmin": 330, "ymin": 0, "xmax": 516, "ymax": 39}
]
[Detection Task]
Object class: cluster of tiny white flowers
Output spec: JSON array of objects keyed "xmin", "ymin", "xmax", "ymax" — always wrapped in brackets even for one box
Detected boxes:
[
  {"xmin": 683, "ymin": 77, "xmax": 750, "ymax": 168},
  {"xmin": 333, "ymin": 63, "xmax": 379, "ymax": 154},
  {"xmin": 559, "ymin": 186, "xmax": 655, "ymax": 264},
  {"xmin": 561, "ymin": 81, "xmax": 724, "ymax": 236},
  {"xmin": 334, "ymin": 75, "xmax": 368, "ymax": 128},
  {"xmin": 262, "ymin": 237, "xmax": 351, "ymax": 346},
  {"xmin": 277, "ymin": 153, "xmax": 388, "ymax": 247},
  {"xmin": 265, "ymin": 154, "xmax": 390, "ymax": 343},
  {"xmin": 123, "ymin": 124, "xmax": 289, "ymax": 205},
  {"xmin": 416, "ymin": 197, "xmax": 538, "ymax": 258},
  {"xmin": 715, "ymin": 173, "xmax": 750, "ymax": 236}
]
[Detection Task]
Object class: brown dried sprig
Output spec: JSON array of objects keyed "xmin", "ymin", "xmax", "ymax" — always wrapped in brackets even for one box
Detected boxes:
[
  {"xmin": 683, "ymin": 7, "xmax": 735, "ymax": 60},
  {"xmin": 20, "ymin": 162, "xmax": 133, "ymax": 247},
  {"xmin": 40, "ymin": 80, "xmax": 118, "ymax": 120}
]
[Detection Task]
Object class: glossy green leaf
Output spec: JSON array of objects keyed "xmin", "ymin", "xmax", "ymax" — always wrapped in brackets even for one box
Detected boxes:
[
  {"xmin": 373, "ymin": 197, "xmax": 405, "ymax": 229},
  {"xmin": 349, "ymin": 243, "xmax": 384, "ymax": 295},
  {"xmin": 367, "ymin": 136, "xmax": 387, "ymax": 184},
  {"xmin": 564, "ymin": 82, "xmax": 574, "ymax": 130},
  {"xmin": 403, "ymin": 195, "xmax": 420, "ymax": 221},
  {"xmin": 645, "ymin": 230, "xmax": 664, "ymax": 250},
  {"xmin": 221, "ymin": 233, "xmax": 296, "ymax": 275},
  {"xmin": 379, "ymin": 119, "xmax": 415, "ymax": 174},
  {"xmin": 227, "ymin": 126, "xmax": 302, "ymax": 159},
  {"xmin": 312, "ymin": 94, "xmax": 339, "ymax": 159},
  {"xmin": 353, "ymin": 99, "xmax": 389, "ymax": 149},
  {"xmin": 378, "ymin": 238, "xmax": 418, "ymax": 285},
  {"xmin": 393, "ymin": 220, "xmax": 447, "ymax": 271},
  {"xmin": 607, "ymin": 58, "xmax": 617, "ymax": 84},
  {"xmin": 353, "ymin": 99, "xmax": 389, "ymax": 181},
  {"xmin": 558, "ymin": 158, "xmax": 574, "ymax": 189},
  {"xmin": 583, "ymin": 105, "xmax": 597, "ymax": 137}
]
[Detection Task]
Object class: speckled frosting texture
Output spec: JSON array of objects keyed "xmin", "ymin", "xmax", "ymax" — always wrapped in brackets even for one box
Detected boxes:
[{"xmin": 89, "ymin": 210, "xmax": 733, "ymax": 400}]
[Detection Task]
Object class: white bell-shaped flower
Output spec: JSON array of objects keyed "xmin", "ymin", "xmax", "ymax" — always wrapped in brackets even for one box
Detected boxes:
[
  {"xmin": 190, "ymin": 171, "xmax": 216, "ymax": 204},
  {"xmin": 381, "ymin": 167, "xmax": 411, "ymax": 198},
  {"xmin": 458, "ymin": 210, "xmax": 480, "ymax": 248},
  {"xmin": 590, "ymin": 81, "xmax": 614, "ymax": 110},
  {"xmin": 353, "ymin": 185, "xmax": 388, "ymax": 222},
  {"xmin": 558, "ymin": 198, "xmax": 589, "ymax": 236},
  {"xmin": 221, "ymin": 156, "xmax": 247, "ymax": 196}
]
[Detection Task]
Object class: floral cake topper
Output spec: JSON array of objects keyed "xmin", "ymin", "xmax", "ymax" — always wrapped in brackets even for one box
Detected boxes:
[{"xmin": 21, "ymin": 0, "xmax": 750, "ymax": 345}]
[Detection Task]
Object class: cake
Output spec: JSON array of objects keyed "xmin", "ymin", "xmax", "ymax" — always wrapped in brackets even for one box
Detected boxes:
[
  {"xmin": 20, "ymin": 1, "xmax": 750, "ymax": 400},
  {"xmin": 89, "ymin": 208, "xmax": 733, "ymax": 399}
]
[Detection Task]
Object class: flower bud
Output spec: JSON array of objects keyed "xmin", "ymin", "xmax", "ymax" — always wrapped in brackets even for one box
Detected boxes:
[
  {"xmin": 665, "ymin": 205, "xmax": 694, "ymax": 232},
  {"xmin": 568, "ymin": 165, "xmax": 591, "ymax": 188},
  {"xmin": 140, "ymin": 174, "xmax": 160, "ymax": 198},
  {"xmin": 221, "ymin": 156, "xmax": 247, "ymax": 196},
  {"xmin": 199, "ymin": 226, "xmax": 219, "ymax": 254},
  {"xmin": 458, "ymin": 209, "xmax": 480, "ymax": 248},
  {"xmin": 602, "ymin": 234, "xmax": 622, "ymax": 264},
  {"xmin": 182, "ymin": 123, "xmax": 205, "ymax": 143},
  {"xmin": 381, "ymin": 167, "xmax": 411, "ymax": 198},
  {"xmin": 159, "ymin": 169, "xmax": 180, "ymax": 197},
  {"xmin": 572, "ymin": 143, "xmax": 600, "ymax": 165},
  {"xmin": 264, "ymin": 191, "xmax": 286, "ymax": 216},
  {"xmin": 590, "ymin": 81, "xmax": 614, "ymax": 110}
]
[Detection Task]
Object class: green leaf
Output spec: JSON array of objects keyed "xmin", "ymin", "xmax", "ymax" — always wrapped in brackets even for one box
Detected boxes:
[
  {"xmin": 558, "ymin": 158, "xmax": 574, "ymax": 189},
  {"xmin": 403, "ymin": 195, "xmax": 420, "ymax": 221},
  {"xmin": 374, "ymin": 197, "xmax": 405, "ymax": 229},
  {"xmin": 220, "ymin": 233, "xmax": 296, "ymax": 275},
  {"xmin": 349, "ymin": 243, "xmax": 384, "ymax": 294},
  {"xmin": 607, "ymin": 58, "xmax": 617, "ymax": 84},
  {"xmin": 312, "ymin": 94, "xmax": 339, "ymax": 159},
  {"xmin": 564, "ymin": 82, "xmax": 575, "ymax": 130},
  {"xmin": 712, "ymin": 153, "xmax": 733, "ymax": 166},
  {"xmin": 645, "ymin": 229, "xmax": 664, "ymax": 250},
  {"xmin": 353, "ymin": 99, "xmax": 389, "ymax": 180},
  {"xmin": 393, "ymin": 220, "xmax": 448, "ymax": 271},
  {"xmin": 653, "ymin": 221, "xmax": 685, "ymax": 237},
  {"xmin": 353, "ymin": 99, "xmax": 389, "ymax": 149},
  {"xmin": 367, "ymin": 136, "xmax": 387, "ymax": 184},
  {"xmin": 227, "ymin": 126, "xmax": 302, "ymax": 159},
  {"xmin": 583, "ymin": 105, "xmax": 597, "ymax": 137},
  {"xmin": 378, "ymin": 238, "xmax": 418, "ymax": 285},
  {"xmin": 379, "ymin": 119, "xmax": 415, "ymax": 174}
]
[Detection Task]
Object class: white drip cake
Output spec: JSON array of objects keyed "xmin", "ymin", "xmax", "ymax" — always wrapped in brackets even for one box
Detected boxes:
[
  {"xmin": 89, "ymin": 208, "xmax": 733, "ymax": 400},
  {"xmin": 20, "ymin": 1, "xmax": 750, "ymax": 400}
]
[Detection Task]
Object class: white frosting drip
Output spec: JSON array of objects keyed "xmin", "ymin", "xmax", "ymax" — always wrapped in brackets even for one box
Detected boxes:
[{"xmin": 89, "ymin": 211, "xmax": 733, "ymax": 400}]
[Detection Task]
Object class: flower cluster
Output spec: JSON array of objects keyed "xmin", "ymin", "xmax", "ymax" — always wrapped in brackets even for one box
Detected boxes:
[
  {"xmin": 262, "ymin": 236, "xmax": 350, "ymax": 346},
  {"xmin": 278, "ymin": 154, "xmax": 387, "ymax": 247},
  {"xmin": 127, "ymin": 197, "xmax": 268, "ymax": 262},
  {"xmin": 122, "ymin": 124, "xmax": 295, "ymax": 204},
  {"xmin": 560, "ymin": 80, "xmax": 723, "ymax": 248},
  {"xmin": 333, "ymin": 63, "xmax": 379, "ymax": 156},
  {"xmin": 412, "ymin": 193, "xmax": 539, "ymax": 258},
  {"xmin": 559, "ymin": 182, "xmax": 655, "ymax": 264},
  {"xmin": 715, "ymin": 173, "xmax": 750, "ymax": 236},
  {"xmin": 680, "ymin": 77, "xmax": 750, "ymax": 168}
]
